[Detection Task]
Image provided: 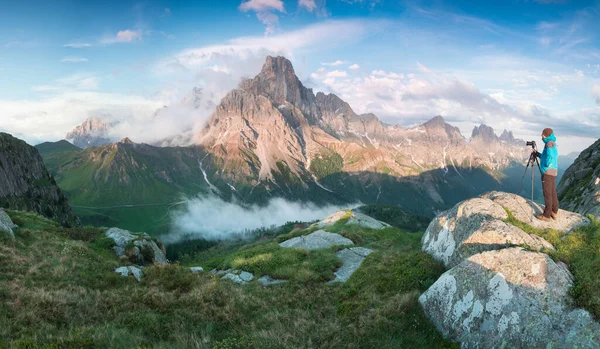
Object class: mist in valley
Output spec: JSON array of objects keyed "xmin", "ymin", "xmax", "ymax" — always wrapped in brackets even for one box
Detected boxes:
[{"xmin": 164, "ymin": 195, "xmax": 360, "ymax": 243}]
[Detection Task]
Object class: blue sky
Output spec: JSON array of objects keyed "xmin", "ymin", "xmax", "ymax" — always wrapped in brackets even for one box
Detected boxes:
[{"xmin": 1, "ymin": 0, "xmax": 599, "ymax": 153}]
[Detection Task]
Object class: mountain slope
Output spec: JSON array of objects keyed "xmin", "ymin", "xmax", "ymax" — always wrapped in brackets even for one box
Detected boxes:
[
  {"xmin": 558, "ymin": 138, "xmax": 600, "ymax": 217},
  {"xmin": 0, "ymin": 133, "xmax": 79, "ymax": 227},
  {"xmin": 37, "ymin": 139, "xmax": 218, "ymax": 233},
  {"xmin": 0, "ymin": 207, "xmax": 455, "ymax": 348}
]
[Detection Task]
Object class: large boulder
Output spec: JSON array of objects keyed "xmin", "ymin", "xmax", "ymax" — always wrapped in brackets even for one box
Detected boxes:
[
  {"xmin": 481, "ymin": 191, "xmax": 589, "ymax": 233},
  {"xmin": 316, "ymin": 210, "xmax": 391, "ymax": 230},
  {"xmin": 0, "ymin": 209, "xmax": 17, "ymax": 239},
  {"xmin": 105, "ymin": 228, "xmax": 167, "ymax": 265},
  {"xmin": 423, "ymin": 198, "xmax": 554, "ymax": 267},
  {"xmin": 279, "ymin": 230, "xmax": 354, "ymax": 250},
  {"xmin": 419, "ymin": 247, "xmax": 600, "ymax": 348}
]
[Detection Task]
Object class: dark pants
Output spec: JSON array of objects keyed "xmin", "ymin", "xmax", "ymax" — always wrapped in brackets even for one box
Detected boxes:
[{"xmin": 542, "ymin": 174, "xmax": 559, "ymax": 217}]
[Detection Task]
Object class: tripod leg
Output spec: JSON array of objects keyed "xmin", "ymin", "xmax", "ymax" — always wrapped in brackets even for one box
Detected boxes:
[{"xmin": 517, "ymin": 155, "xmax": 534, "ymax": 194}]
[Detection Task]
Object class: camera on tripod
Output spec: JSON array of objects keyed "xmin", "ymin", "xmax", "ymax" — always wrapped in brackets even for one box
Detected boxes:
[{"xmin": 517, "ymin": 140, "xmax": 543, "ymax": 203}]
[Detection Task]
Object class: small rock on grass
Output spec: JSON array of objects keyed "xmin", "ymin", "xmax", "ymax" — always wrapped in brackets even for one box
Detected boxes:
[{"xmin": 115, "ymin": 266, "xmax": 144, "ymax": 282}]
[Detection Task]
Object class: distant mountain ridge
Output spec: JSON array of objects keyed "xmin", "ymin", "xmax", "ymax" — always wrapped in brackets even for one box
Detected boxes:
[{"xmin": 42, "ymin": 56, "xmax": 532, "ymax": 233}]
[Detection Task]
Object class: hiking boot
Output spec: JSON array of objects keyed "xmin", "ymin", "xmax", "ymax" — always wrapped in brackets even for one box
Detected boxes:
[
  {"xmin": 536, "ymin": 215, "xmax": 551, "ymax": 221},
  {"xmin": 551, "ymin": 212, "xmax": 558, "ymax": 220}
]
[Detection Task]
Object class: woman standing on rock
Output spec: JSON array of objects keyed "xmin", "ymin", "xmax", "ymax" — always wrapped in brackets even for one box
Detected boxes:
[{"xmin": 534, "ymin": 128, "xmax": 559, "ymax": 221}]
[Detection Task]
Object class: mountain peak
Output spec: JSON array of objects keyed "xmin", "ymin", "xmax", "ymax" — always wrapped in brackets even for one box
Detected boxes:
[
  {"xmin": 424, "ymin": 115, "xmax": 446, "ymax": 127},
  {"xmin": 261, "ymin": 56, "xmax": 295, "ymax": 76},
  {"xmin": 119, "ymin": 137, "xmax": 134, "ymax": 144},
  {"xmin": 238, "ymin": 55, "xmax": 320, "ymax": 124},
  {"xmin": 471, "ymin": 124, "xmax": 497, "ymax": 142}
]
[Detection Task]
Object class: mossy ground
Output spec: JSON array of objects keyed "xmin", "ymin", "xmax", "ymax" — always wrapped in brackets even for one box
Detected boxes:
[
  {"xmin": 0, "ymin": 210, "xmax": 455, "ymax": 348},
  {"xmin": 504, "ymin": 210, "xmax": 600, "ymax": 318}
]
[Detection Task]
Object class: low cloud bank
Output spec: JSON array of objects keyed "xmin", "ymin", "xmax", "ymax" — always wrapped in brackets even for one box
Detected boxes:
[{"xmin": 165, "ymin": 196, "xmax": 358, "ymax": 243}]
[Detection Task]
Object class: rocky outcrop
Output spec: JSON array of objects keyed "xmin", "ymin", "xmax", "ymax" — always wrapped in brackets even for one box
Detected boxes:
[
  {"xmin": 422, "ymin": 192, "xmax": 588, "ymax": 268},
  {"xmin": 0, "ymin": 133, "xmax": 80, "ymax": 227},
  {"xmin": 481, "ymin": 191, "xmax": 589, "ymax": 233},
  {"xmin": 279, "ymin": 230, "xmax": 354, "ymax": 250},
  {"xmin": 558, "ymin": 138, "xmax": 600, "ymax": 218},
  {"xmin": 105, "ymin": 228, "xmax": 168, "ymax": 265},
  {"xmin": 0, "ymin": 208, "xmax": 17, "ymax": 239},
  {"xmin": 66, "ymin": 116, "xmax": 116, "ymax": 148},
  {"xmin": 419, "ymin": 192, "xmax": 600, "ymax": 348},
  {"xmin": 316, "ymin": 210, "xmax": 392, "ymax": 230}
]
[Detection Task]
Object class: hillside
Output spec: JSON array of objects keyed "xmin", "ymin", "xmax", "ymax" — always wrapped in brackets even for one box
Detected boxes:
[
  {"xmin": 36, "ymin": 139, "xmax": 214, "ymax": 233},
  {"xmin": 0, "ymin": 133, "xmax": 79, "ymax": 227},
  {"xmin": 558, "ymin": 138, "xmax": 600, "ymax": 218},
  {"xmin": 2, "ymin": 190, "xmax": 600, "ymax": 348},
  {"xmin": 0, "ymin": 208, "xmax": 455, "ymax": 348}
]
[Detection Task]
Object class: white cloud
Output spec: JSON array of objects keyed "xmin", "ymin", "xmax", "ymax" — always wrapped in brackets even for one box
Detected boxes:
[
  {"xmin": 167, "ymin": 195, "xmax": 356, "ymax": 242},
  {"xmin": 60, "ymin": 56, "xmax": 88, "ymax": 63},
  {"xmin": 240, "ymin": 0, "xmax": 285, "ymax": 12},
  {"xmin": 239, "ymin": 0, "xmax": 286, "ymax": 35},
  {"xmin": 326, "ymin": 70, "xmax": 347, "ymax": 78},
  {"xmin": 0, "ymin": 91, "xmax": 162, "ymax": 145},
  {"xmin": 32, "ymin": 73, "xmax": 99, "ymax": 92},
  {"xmin": 349, "ymin": 63, "xmax": 360, "ymax": 70},
  {"xmin": 56, "ymin": 74, "xmax": 99, "ymax": 90},
  {"xmin": 593, "ymin": 84, "xmax": 600, "ymax": 105},
  {"xmin": 63, "ymin": 42, "xmax": 92, "ymax": 48},
  {"xmin": 299, "ymin": 0, "xmax": 317, "ymax": 12},
  {"xmin": 101, "ymin": 29, "xmax": 142, "ymax": 44},
  {"xmin": 322, "ymin": 60, "xmax": 347, "ymax": 66}
]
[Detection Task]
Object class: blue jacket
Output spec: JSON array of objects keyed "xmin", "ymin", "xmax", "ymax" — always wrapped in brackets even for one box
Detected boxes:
[{"xmin": 536, "ymin": 133, "xmax": 559, "ymax": 175}]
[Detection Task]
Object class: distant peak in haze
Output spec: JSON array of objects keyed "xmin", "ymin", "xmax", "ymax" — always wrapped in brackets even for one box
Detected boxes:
[
  {"xmin": 471, "ymin": 124, "xmax": 497, "ymax": 142},
  {"xmin": 424, "ymin": 115, "xmax": 446, "ymax": 127}
]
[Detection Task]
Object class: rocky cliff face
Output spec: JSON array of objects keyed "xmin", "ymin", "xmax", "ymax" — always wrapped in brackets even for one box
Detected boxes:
[
  {"xmin": 66, "ymin": 116, "xmax": 115, "ymax": 148},
  {"xmin": 558, "ymin": 138, "xmax": 600, "ymax": 217},
  {"xmin": 0, "ymin": 133, "xmax": 80, "ymax": 227}
]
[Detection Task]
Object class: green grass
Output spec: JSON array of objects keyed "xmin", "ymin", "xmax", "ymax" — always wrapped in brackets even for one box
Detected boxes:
[
  {"xmin": 503, "ymin": 208, "xmax": 600, "ymax": 319},
  {"xmin": 0, "ymin": 209, "xmax": 456, "ymax": 348}
]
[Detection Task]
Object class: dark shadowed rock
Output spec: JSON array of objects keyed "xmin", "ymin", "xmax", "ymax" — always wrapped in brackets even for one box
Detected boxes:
[
  {"xmin": 0, "ymin": 133, "xmax": 80, "ymax": 227},
  {"xmin": 558, "ymin": 138, "xmax": 600, "ymax": 218}
]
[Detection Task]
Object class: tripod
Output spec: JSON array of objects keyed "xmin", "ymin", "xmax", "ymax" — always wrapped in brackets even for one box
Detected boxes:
[{"xmin": 517, "ymin": 147, "xmax": 543, "ymax": 202}]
